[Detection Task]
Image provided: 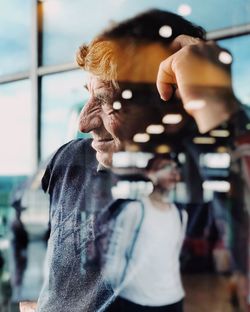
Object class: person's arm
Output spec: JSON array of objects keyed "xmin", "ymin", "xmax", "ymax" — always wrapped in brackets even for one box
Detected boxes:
[
  {"xmin": 156, "ymin": 35, "xmax": 240, "ymax": 133},
  {"xmin": 104, "ymin": 201, "xmax": 143, "ymax": 288}
]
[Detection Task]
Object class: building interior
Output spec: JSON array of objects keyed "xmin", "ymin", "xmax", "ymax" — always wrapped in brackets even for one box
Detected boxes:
[{"xmin": 0, "ymin": 0, "xmax": 250, "ymax": 311}]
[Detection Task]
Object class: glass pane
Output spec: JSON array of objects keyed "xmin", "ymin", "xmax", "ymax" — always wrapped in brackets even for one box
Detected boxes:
[
  {"xmin": 0, "ymin": 0, "xmax": 32, "ymax": 76},
  {"xmin": 41, "ymin": 70, "xmax": 90, "ymax": 160},
  {"xmin": 219, "ymin": 35, "xmax": 250, "ymax": 107},
  {"xmin": 42, "ymin": 0, "xmax": 250, "ymax": 65},
  {"xmin": 0, "ymin": 80, "xmax": 33, "ymax": 175}
]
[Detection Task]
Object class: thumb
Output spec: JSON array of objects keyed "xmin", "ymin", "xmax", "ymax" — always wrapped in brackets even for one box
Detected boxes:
[{"xmin": 156, "ymin": 55, "xmax": 176, "ymax": 101}]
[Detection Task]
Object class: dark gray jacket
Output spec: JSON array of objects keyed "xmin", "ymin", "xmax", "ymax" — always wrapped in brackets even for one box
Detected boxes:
[{"xmin": 37, "ymin": 139, "xmax": 115, "ymax": 312}]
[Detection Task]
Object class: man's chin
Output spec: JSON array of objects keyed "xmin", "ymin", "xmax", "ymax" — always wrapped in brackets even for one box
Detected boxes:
[{"xmin": 96, "ymin": 151, "xmax": 113, "ymax": 168}]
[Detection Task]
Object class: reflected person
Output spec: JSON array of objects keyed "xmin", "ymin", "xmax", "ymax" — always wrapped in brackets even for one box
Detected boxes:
[{"xmin": 105, "ymin": 155, "xmax": 187, "ymax": 312}]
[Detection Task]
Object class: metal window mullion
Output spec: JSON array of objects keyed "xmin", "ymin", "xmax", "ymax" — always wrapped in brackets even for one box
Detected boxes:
[
  {"xmin": 207, "ymin": 23, "xmax": 250, "ymax": 41},
  {"xmin": 37, "ymin": 63, "xmax": 78, "ymax": 76},
  {"xmin": 30, "ymin": 0, "xmax": 39, "ymax": 171},
  {"xmin": 0, "ymin": 72, "xmax": 29, "ymax": 84}
]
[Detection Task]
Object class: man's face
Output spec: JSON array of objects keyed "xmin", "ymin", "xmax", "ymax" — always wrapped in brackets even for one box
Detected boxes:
[
  {"xmin": 78, "ymin": 43, "xmax": 174, "ymax": 167},
  {"xmin": 147, "ymin": 159, "xmax": 181, "ymax": 191},
  {"xmin": 79, "ymin": 75, "xmax": 148, "ymax": 167},
  {"xmin": 78, "ymin": 76, "xmax": 120, "ymax": 167}
]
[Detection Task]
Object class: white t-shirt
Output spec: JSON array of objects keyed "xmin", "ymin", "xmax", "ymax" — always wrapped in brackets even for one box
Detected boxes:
[{"xmin": 119, "ymin": 198, "xmax": 188, "ymax": 306}]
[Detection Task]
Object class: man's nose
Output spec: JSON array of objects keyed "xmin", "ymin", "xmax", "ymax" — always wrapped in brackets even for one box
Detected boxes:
[{"xmin": 78, "ymin": 100, "xmax": 102, "ymax": 133}]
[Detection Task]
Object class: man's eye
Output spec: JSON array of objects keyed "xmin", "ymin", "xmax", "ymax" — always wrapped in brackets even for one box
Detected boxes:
[{"xmin": 96, "ymin": 95, "xmax": 112, "ymax": 106}]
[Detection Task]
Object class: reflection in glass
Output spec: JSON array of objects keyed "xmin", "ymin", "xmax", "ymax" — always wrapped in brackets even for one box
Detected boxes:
[
  {"xmin": 219, "ymin": 35, "xmax": 250, "ymax": 107},
  {"xmin": 0, "ymin": 80, "xmax": 33, "ymax": 175},
  {"xmin": 0, "ymin": 0, "xmax": 31, "ymax": 76},
  {"xmin": 41, "ymin": 70, "xmax": 89, "ymax": 159},
  {"xmin": 42, "ymin": 0, "xmax": 250, "ymax": 65}
]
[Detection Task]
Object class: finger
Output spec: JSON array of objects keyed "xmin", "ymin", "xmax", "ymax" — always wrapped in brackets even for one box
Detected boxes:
[
  {"xmin": 156, "ymin": 55, "xmax": 176, "ymax": 101},
  {"xmin": 170, "ymin": 34, "xmax": 203, "ymax": 51}
]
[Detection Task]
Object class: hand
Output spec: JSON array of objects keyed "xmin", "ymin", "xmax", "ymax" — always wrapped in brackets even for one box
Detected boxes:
[
  {"xmin": 19, "ymin": 301, "xmax": 37, "ymax": 312},
  {"xmin": 157, "ymin": 35, "xmax": 239, "ymax": 133}
]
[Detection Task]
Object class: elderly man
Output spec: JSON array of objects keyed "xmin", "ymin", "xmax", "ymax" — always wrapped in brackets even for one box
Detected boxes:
[{"xmin": 21, "ymin": 8, "xmax": 248, "ymax": 312}]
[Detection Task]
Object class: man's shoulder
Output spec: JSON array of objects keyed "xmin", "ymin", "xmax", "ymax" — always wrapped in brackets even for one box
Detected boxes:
[
  {"xmin": 47, "ymin": 138, "xmax": 96, "ymax": 168},
  {"xmin": 41, "ymin": 138, "xmax": 97, "ymax": 193},
  {"xmin": 53, "ymin": 138, "xmax": 93, "ymax": 159}
]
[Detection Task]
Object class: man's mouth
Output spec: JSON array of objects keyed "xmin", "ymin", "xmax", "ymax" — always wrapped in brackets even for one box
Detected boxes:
[{"xmin": 92, "ymin": 138, "xmax": 114, "ymax": 151}]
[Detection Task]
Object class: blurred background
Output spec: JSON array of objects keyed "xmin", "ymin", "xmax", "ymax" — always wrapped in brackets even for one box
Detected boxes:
[{"xmin": 0, "ymin": 0, "xmax": 250, "ymax": 311}]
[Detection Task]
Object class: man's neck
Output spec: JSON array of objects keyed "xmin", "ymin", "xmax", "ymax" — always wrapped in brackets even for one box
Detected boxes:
[{"xmin": 149, "ymin": 190, "xmax": 172, "ymax": 210}]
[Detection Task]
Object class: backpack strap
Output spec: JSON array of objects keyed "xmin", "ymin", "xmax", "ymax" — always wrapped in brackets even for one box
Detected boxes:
[
  {"xmin": 120, "ymin": 200, "xmax": 145, "ymax": 284},
  {"xmin": 175, "ymin": 202, "xmax": 184, "ymax": 225},
  {"xmin": 108, "ymin": 198, "xmax": 135, "ymax": 219}
]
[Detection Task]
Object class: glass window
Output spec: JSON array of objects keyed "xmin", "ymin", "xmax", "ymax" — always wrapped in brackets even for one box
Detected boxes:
[
  {"xmin": 41, "ymin": 70, "xmax": 90, "ymax": 160},
  {"xmin": 219, "ymin": 35, "xmax": 250, "ymax": 106},
  {"xmin": 0, "ymin": 80, "xmax": 33, "ymax": 175},
  {"xmin": 42, "ymin": 0, "xmax": 250, "ymax": 65},
  {"xmin": 0, "ymin": 0, "xmax": 32, "ymax": 76}
]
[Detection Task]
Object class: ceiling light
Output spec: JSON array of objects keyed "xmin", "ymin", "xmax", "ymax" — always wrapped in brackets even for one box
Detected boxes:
[
  {"xmin": 146, "ymin": 124, "xmax": 165, "ymax": 134},
  {"xmin": 218, "ymin": 51, "xmax": 233, "ymax": 64},
  {"xmin": 209, "ymin": 129, "xmax": 230, "ymax": 137},
  {"xmin": 121, "ymin": 89, "xmax": 133, "ymax": 99},
  {"xmin": 193, "ymin": 137, "xmax": 216, "ymax": 144},
  {"xmin": 113, "ymin": 101, "xmax": 122, "ymax": 110},
  {"xmin": 177, "ymin": 4, "xmax": 192, "ymax": 16},
  {"xmin": 133, "ymin": 133, "xmax": 150, "ymax": 143},
  {"xmin": 202, "ymin": 153, "xmax": 230, "ymax": 169},
  {"xmin": 216, "ymin": 146, "xmax": 228, "ymax": 153},
  {"xmin": 112, "ymin": 152, "xmax": 153, "ymax": 168},
  {"xmin": 162, "ymin": 114, "xmax": 182, "ymax": 124},
  {"xmin": 155, "ymin": 145, "xmax": 170, "ymax": 154},
  {"xmin": 126, "ymin": 143, "xmax": 140, "ymax": 152},
  {"xmin": 202, "ymin": 180, "xmax": 230, "ymax": 192},
  {"xmin": 184, "ymin": 100, "xmax": 206, "ymax": 111},
  {"xmin": 159, "ymin": 25, "xmax": 173, "ymax": 38}
]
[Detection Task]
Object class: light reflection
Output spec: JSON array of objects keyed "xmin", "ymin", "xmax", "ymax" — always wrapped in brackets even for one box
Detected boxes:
[
  {"xmin": 112, "ymin": 152, "xmax": 153, "ymax": 168},
  {"xmin": 184, "ymin": 100, "xmax": 206, "ymax": 111},
  {"xmin": 177, "ymin": 4, "xmax": 192, "ymax": 16},
  {"xmin": 209, "ymin": 129, "xmax": 230, "ymax": 137},
  {"xmin": 155, "ymin": 145, "xmax": 170, "ymax": 154},
  {"xmin": 202, "ymin": 180, "xmax": 230, "ymax": 192},
  {"xmin": 159, "ymin": 25, "xmax": 172, "ymax": 38},
  {"xmin": 146, "ymin": 124, "xmax": 165, "ymax": 134},
  {"xmin": 113, "ymin": 101, "xmax": 122, "ymax": 110},
  {"xmin": 193, "ymin": 137, "xmax": 216, "ymax": 144},
  {"xmin": 218, "ymin": 51, "xmax": 233, "ymax": 64},
  {"xmin": 216, "ymin": 146, "xmax": 229, "ymax": 153},
  {"xmin": 202, "ymin": 153, "xmax": 230, "ymax": 169},
  {"xmin": 133, "ymin": 133, "xmax": 150, "ymax": 143},
  {"xmin": 121, "ymin": 89, "xmax": 133, "ymax": 99},
  {"xmin": 112, "ymin": 180, "xmax": 153, "ymax": 199},
  {"xmin": 178, "ymin": 153, "xmax": 186, "ymax": 164},
  {"xmin": 162, "ymin": 114, "xmax": 182, "ymax": 124}
]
